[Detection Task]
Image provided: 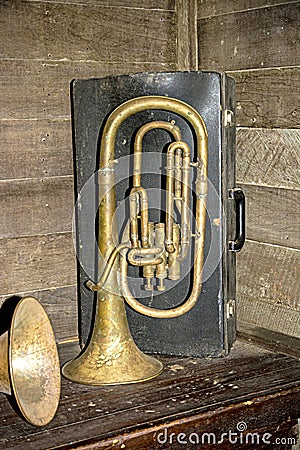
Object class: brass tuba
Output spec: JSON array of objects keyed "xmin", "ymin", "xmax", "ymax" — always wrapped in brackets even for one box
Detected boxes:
[{"xmin": 62, "ymin": 96, "xmax": 208, "ymax": 385}]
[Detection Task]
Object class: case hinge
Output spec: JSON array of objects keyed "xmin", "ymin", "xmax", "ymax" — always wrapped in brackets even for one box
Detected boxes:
[
  {"xmin": 224, "ymin": 109, "xmax": 234, "ymax": 127},
  {"xmin": 227, "ymin": 299, "xmax": 236, "ymax": 319}
]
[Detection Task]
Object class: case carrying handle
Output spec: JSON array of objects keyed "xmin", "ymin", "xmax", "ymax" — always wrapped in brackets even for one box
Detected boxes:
[{"xmin": 229, "ymin": 187, "xmax": 245, "ymax": 252}]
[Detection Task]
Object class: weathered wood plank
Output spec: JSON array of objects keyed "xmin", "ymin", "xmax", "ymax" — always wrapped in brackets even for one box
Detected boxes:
[
  {"xmin": 176, "ymin": 0, "xmax": 198, "ymax": 71},
  {"xmin": 237, "ymin": 321, "xmax": 300, "ymax": 358},
  {"xmin": 230, "ymin": 67, "xmax": 300, "ymax": 128},
  {"xmin": 236, "ymin": 128, "xmax": 300, "ymax": 189},
  {"xmin": 0, "ymin": 119, "xmax": 73, "ymax": 180},
  {"xmin": 236, "ymin": 240, "xmax": 300, "ymax": 313},
  {"xmin": 0, "ymin": 2, "xmax": 176, "ymax": 63},
  {"xmin": 0, "ymin": 176, "xmax": 74, "ymax": 238},
  {"xmin": 25, "ymin": 0, "xmax": 175, "ymax": 9},
  {"xmin": 237, "ymin": 295, "xmax": 300, "ymax": 339},
  {"xmin": 28, "ymin": 418, "xmax": 298, "ymax": 450},
  {"xmin": 198, "ymin": 3, "xmax": 300, "ymax": 71},
  {"xmin": 5, "ymin": 37, "xmax": 296, "ymax": 133},
  {"xmin": 0, "ymin": 340, "xmax": 299, "ymax": 449},
  {"xmin": 0, "ymin": 60, "xmax": 176, "ymax": 120},
  {"xmin": 197, "ymin": 0, "xmax": 298, "ymax": 18},
  {"xmin": 0, "ymin": 285, "xmax": 78, "ymax": 343},
  {"xmin": 239, "ymin": 183, "xmax": 300, "ymax": 249},
  {"xmin": 0, "ymin": 233, "xmax": 77, "ymax": 295}
]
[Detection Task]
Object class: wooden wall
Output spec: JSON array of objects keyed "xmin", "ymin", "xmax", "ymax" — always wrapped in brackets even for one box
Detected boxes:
[
  {"xmin": 0, "ymin": 0, "xmax": 299, "ymax": 345},
  {"xmin": 197, "ymin": 0, "xmax": 300, "ymax": 338},
  {"xmin": 0, "ymin": 0, "xmax": 177, "ymax": 343}
]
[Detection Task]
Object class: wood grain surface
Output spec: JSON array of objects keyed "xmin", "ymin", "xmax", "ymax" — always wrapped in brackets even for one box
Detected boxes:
[
  {"xmin": 176, "ymin": 0, "xmax": 198, "ymax": 70},
  {"xmin": 23, "ymin": 0, "xmax": 176, "ymax": 9},
  {"xmin": 0, "ymin": 233, "xmax": 76, "ymax": 295},
  {"xmin": 236, "ymin": 128, "xmax": 300, "ymax": 189},
  {"xmin": 0, "ymin": 176, "xmax": 74, "ymax": 238},
  {"xmin": 0, "ymin": 285, "xmax": 78, "ymax": 344},
  {"xmin": 198, "ymin": 3, "xmax": 299, "ymax": 70},
  {"xmin": 237, "ymin": 239, "xmax": 300, "ymax": 313},
  {"xmin": 0, "ymin": 119, "xmax": 73, "ymax": 180},
  {"xmin": 237, "ymin": 321, "xmax": 300, "ymax": 358},
  {"xmin": 232, "ymin": 67, "xmax": 300, "ymax": 128},
  {"xmin": 239, "ymin": 183, "xmax": 300, "ymax": 248},
  {"xmin": 0, "ymin": 59, "xmax": 176, "ymax": 120},
  {"xmin": 0, "ymin": 340, "xmax": 299, "ymax": 449},
  {"xmin": 0, "ymin": 2, "xmax": 176, "ymax": 63},
  {"xmin": 237, "ymin": 294, "xmax": 300, "ymax": 338},
  {"xmin": 197, "ymin": 0, "xmax": 298, "ymax": 18}
]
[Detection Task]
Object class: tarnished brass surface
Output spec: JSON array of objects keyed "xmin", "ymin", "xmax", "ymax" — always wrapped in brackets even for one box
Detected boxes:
[
  {"xmin": 0, "ymin": 297, "xmax": 61, "ymax": 426},
  {"xmin": 118, "ymin": 97, "xmax": 208, "ymax": 318},
  {"xmin": 0, "ymin": 332, "xmax": 10, "ymax": 395},
  {"xmin": 63, "ymin": 95, "xmax": 208, "ymax": 385},
  {"xmin": 62, "ymin": 290, "xmax": 163, "ymax": 385}
]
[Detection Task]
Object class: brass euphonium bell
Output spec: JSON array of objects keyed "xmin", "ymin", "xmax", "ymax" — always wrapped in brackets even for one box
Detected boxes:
[
  {"xmin": 0, "ymin": 296, "xmax": 60, "ymax": 426},
  {"xmin": 62, "ymin": 96, "xmax": 208, "ymax": 385}
]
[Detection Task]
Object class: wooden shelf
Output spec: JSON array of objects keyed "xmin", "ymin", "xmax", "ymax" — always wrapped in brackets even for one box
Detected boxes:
[{"xmin": 0, "ymin": 339, "xmax": 299, "ymax": 449}]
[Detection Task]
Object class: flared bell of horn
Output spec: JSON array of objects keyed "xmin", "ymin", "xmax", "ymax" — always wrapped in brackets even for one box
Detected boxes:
[
  {"xmin": 62, "ymin": 289, "xmax": 163, "ymax": 385},
  {"xmin": 0, "ymin": 296, "xmax": 61, "ymax": 426}
]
